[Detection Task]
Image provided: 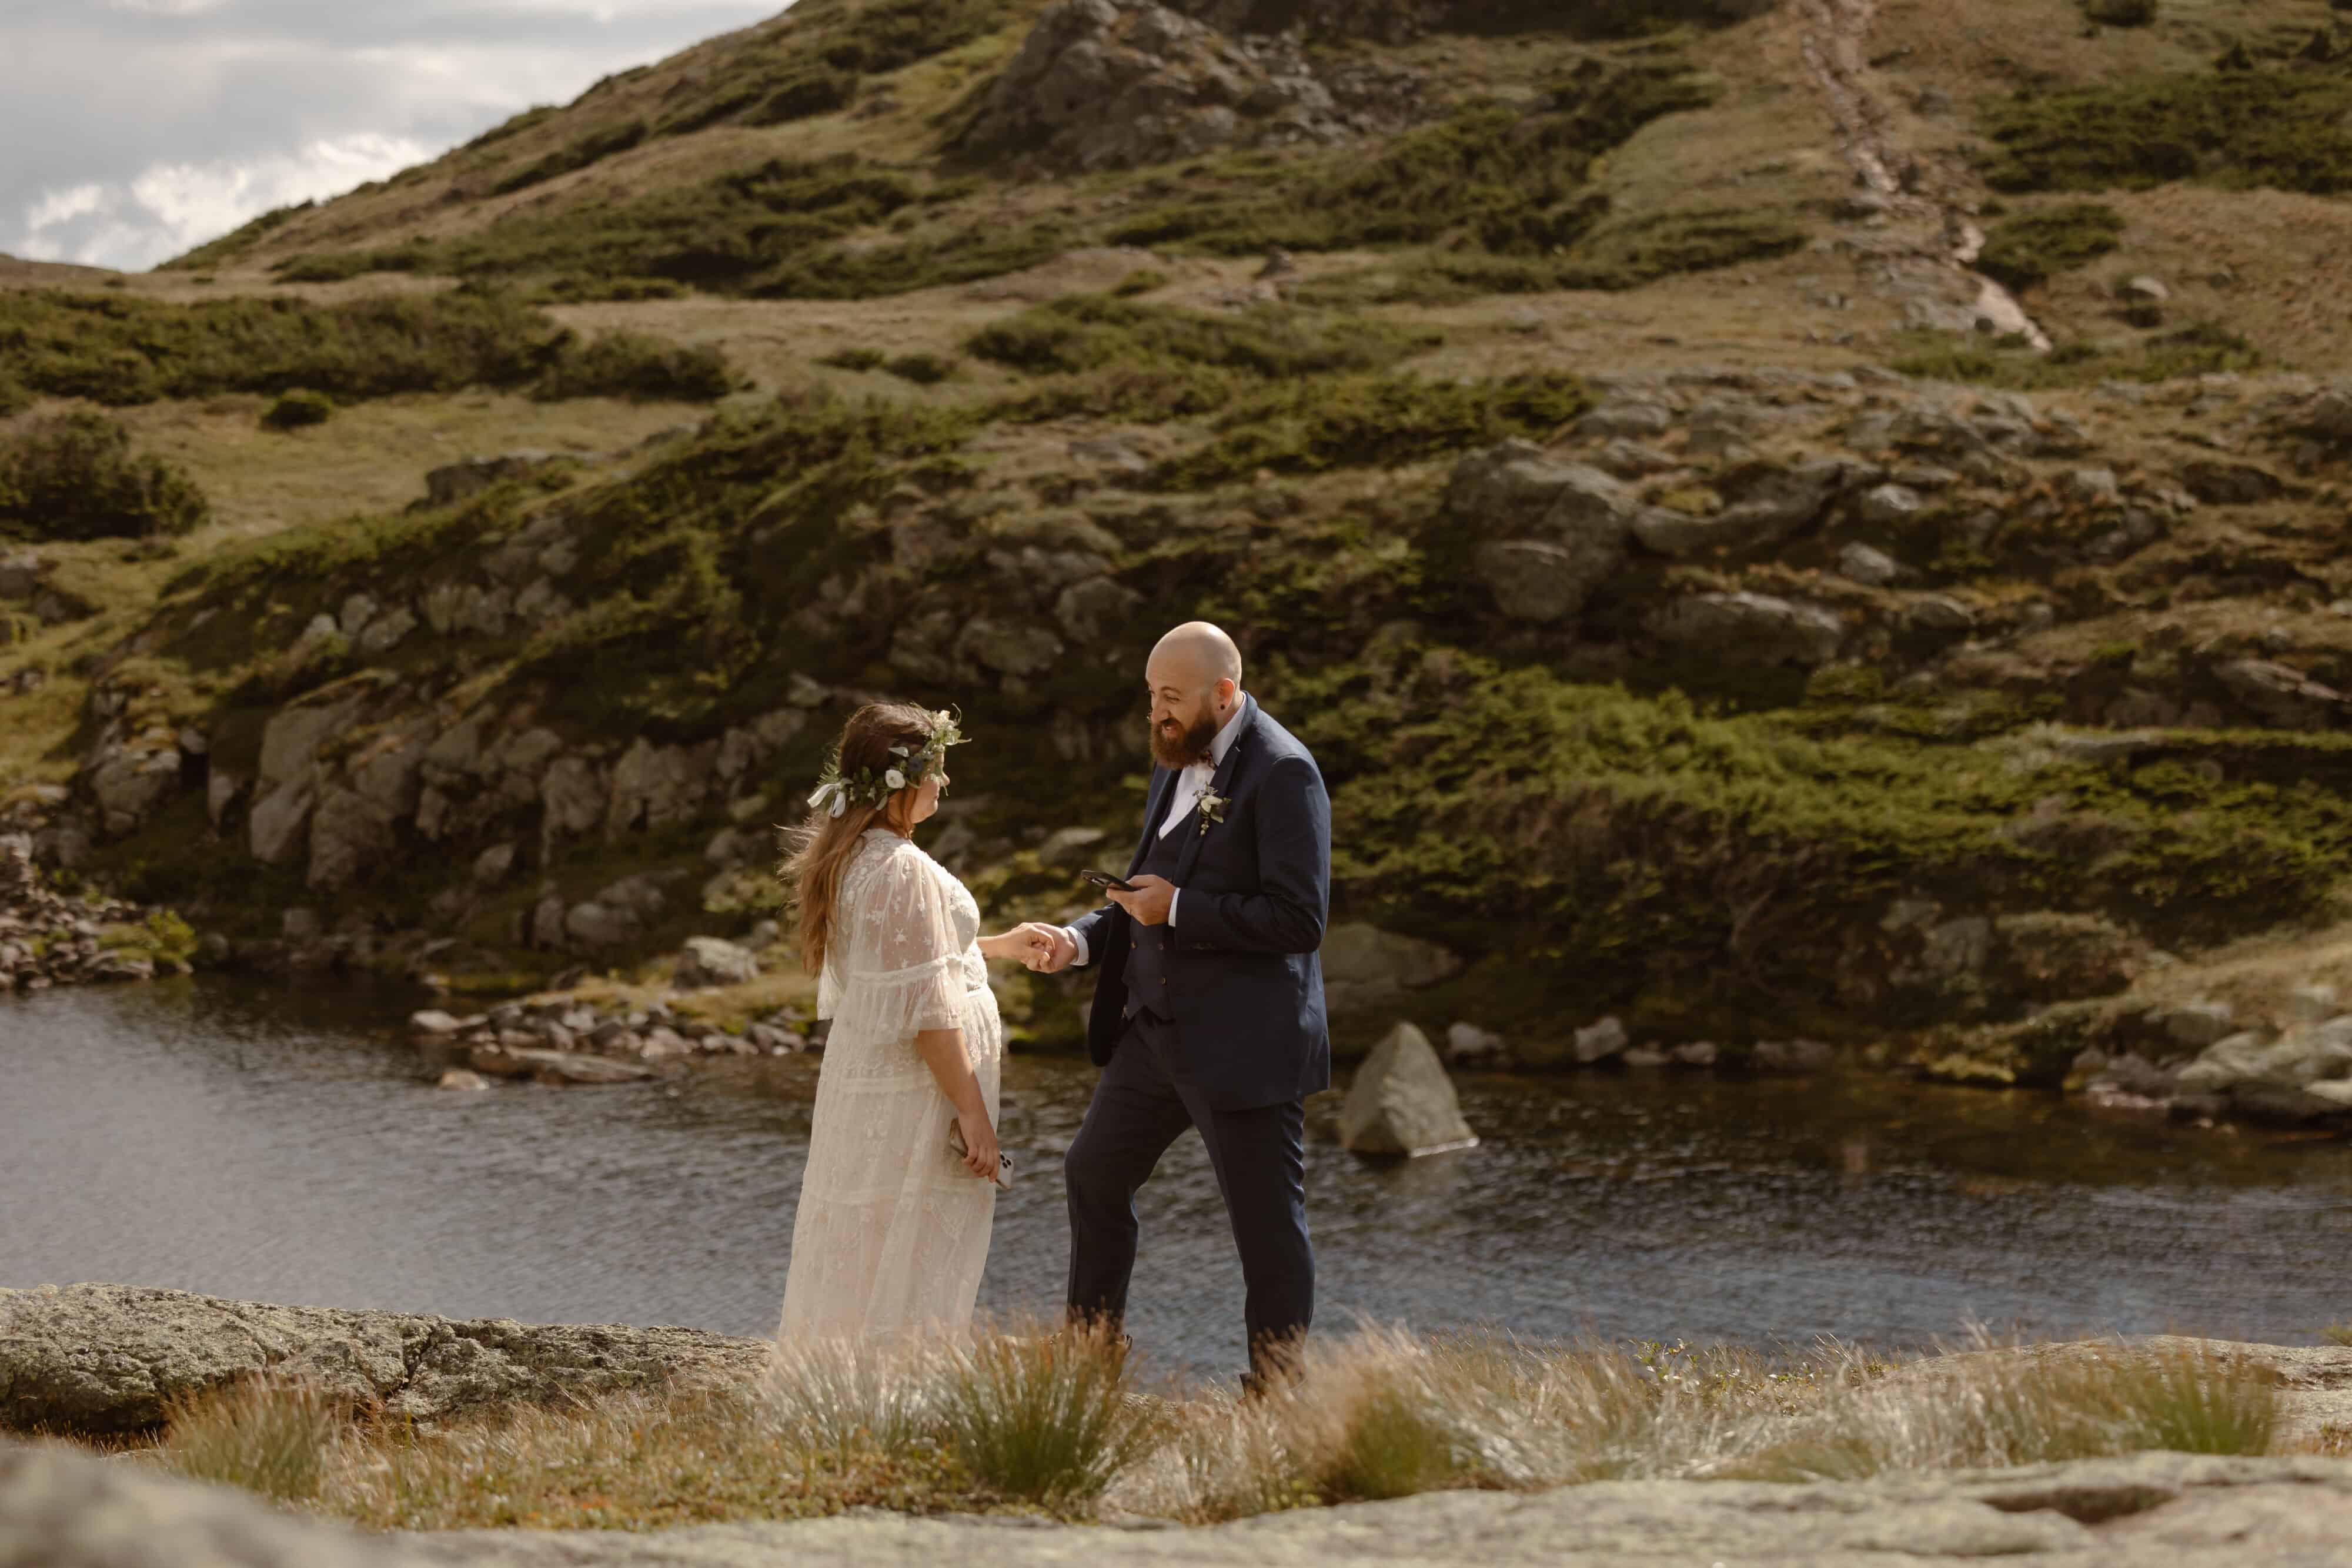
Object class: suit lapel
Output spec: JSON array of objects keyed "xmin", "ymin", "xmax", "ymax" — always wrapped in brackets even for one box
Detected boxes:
[
  {"xmin": 1126, "ymin": 765, "xmax": 1178, "ymax": 877},
  {"xmin": 1172, "ymin": 698, "xmax": 1257, "ymax": 886}
]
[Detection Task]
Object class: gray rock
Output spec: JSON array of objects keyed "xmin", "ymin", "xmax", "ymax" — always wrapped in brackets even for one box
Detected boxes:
[
  {"xmin": 1057, "ymin": 576, "xmax": 1145, "ymax": 643},
  {"xmin": 563, "ymin": 901, "xmax": 641, "ymax": 950},
  {"xmin": 0, "ymin": 549, "xmax": 49, "ymax": 601},
  {"xmin": 1444, "ymin": 1022, "xmax": 1506, "ymax": 1064},
  {"xmin": 408, "ymin": 1009, "xmax": 471, "ymax": 1036},
  {"xmin": 1445, "ymin": 444, "xmax": 1634, "ymax": 541},
  {"xmin": 307, "ymin": 786, "xmax": 397, "ymax": 892},
  {"xmin": 0, "ymin": 1439, "xmax": 433, "ymax": 1568},
  {"xmin": 1837, "ymin": 541, "xmax": 1901, "ymax": 586},
  {"xmin": 1589, "ymin": 439, "xmax": 1681, "ymax": 479},
  {"xmin": 1672, "ymin": 1040, "xmax": 1719, "ymax": 1068},
  {"xmin": 2286, "ymin": 984, "xmax": 2341, "ymax": 1026},
  {"xmin": 2157, "ymin": 999, "xmax": 2237, "ymax": 1050},
  {"xmin": 1621, "ymin": 1045, "xmax": 1671, "ymax": 1069},
  {"xmin": 1905, "ymin": 593, "xmax": 1978, "ymax": 635},
  {"xmin": 467, "ymin": 1047, "xmax": 659, "ymax": 1085},
  {"xmin": 1648, "ymin": 592, "xmax": 1845, "ymax": 667},
  {"xmin": 748, "ymin": 1022, "xmax": 806, "ymax": 1054},
  {"xmin": 1317, "ymin": 924, "xmax": 1464, "ymax": 1015},
  {"xmin": 1573, "ymin": 1015, "xmax": 1629, "ymax": 1065},
  {"xmin": 2176, "ymin": 1031, "xmax": 2276, "ymax": 1095},
  {"xmin": 436, "ymin": 1069, "xmax": 493, "ymax": 1092},
  {"xmin": 396, "ymin": 1446, "xmax": 2352, "ymax": 1567},
  {"xmin": 1753, "ymin": 1038, "xmax": 1836, "ymax": 1074},
  {"xmin": 539, "ymin": 754, "xmax": 606, "ymax": 856},
  {"xmin": 357, "ymin": 604, "xmax": 417, "ymax": 656},
  {"xmin": 676, "ymin": 935, "xmax": 761, "ymax": 990},
  {"xmin": 86, "ymin": 740, "xmax": 182, "ymax": 837},
  {"xmin": 2214, "ymin": 658, "xmax": 2344, "ymax": 730},
  {"xmin": 472, "ymin": 843, "xmax": 517, "ymax": 887},
  {"xmin": 1337, "ymin": 1022, "xmax": 1477, "ymax": 1157},
  {"xmin": 957, "ymin": 617, "xmax": 1065, "ymax": 678},
  {"xmin": 606, "ymin": 738, "xmax": 716, "ymax": 837},
  {"xmin": 1630, "ymin": 459, "xmax": 1850, "ymax": 557},
  {"xmin": 1576, "ymin": 401, "xmax": 1673, "ymax": 440},
  {"xmin": 0, "ymin": 1283, "xmax": 763, "ymax": 1436},
  {"xmin": 1858, "ymin": 483, "xmax": 1925, "ymax": 527},
  {"xmin": 246, "ymin": 778, "xmax": 316, "ymax": 867},
  {"xmin": 257, "ymin": 688, "xmax": 369, "ymax": 788},
  {"xmin": 1472, "ymin": 538, "xmax": 1618, "ymax": 624},
  {"xmin": 2083, "ymin": 1081, "xmax": 2170, "ymax": 1124}
]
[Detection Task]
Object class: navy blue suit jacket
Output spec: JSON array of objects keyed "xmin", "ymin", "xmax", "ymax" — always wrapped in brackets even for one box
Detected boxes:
[{"xmin": 1071, "ymin": 697, "xmax": 1332, "ymax": 1111}]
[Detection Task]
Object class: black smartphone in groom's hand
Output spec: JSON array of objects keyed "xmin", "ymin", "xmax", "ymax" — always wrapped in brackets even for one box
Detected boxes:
[{"xmin": 1081, "ymin": 869, "xmax": 1139, "ymax": 892}]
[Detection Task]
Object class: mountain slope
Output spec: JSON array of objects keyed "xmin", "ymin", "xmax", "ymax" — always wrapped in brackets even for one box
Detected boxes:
[{"xmin": 8, "ymin": 0, "xmax": 2352, "ymax": 1098}]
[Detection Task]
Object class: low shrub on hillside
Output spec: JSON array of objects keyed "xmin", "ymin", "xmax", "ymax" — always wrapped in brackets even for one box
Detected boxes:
[
  {"xmin": 2082, "ymin": 0, "xmax": 2157, "ymax": 24},
  {"xmin": 0, "ymin": 287, "xmax": 567, "ymax": 405},
  {"xmin": 260, "ymin": 389, "xmax": 335, "ymax": 430},
  {"xmin": 1982, "ymin": 63, "xmax": 2352, "ymax": 194},
  {"xmin": 0, "ymin": 412, "xmax": 209, "ymax": 541},
  {"xmin": 1889, "ymin": 322, "xmax": 2261, "ymax": 389},
  {"xmin": 533, "ymin": 330, "xmax": 738, "ymax": 402},
  {"xmin": 1975, "ymin": 202, "xmax": 2127, "ymax": 292},
  {"xmin": 491, "ymin": 116, "xmax": 650, "ymax": 196},
  {"xmin": 1148, "ymin": 370, "xmax": 1591, "ymax": 489},
  {"xmin": 881, "ymin": 352, "xmax": 959, "ymax": 385}
]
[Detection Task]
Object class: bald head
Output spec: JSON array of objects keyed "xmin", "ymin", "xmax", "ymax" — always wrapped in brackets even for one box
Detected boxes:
[
  {"xmin": 1144, "ymin": 621, "xmax": 1243, "ymax": 768},
  {"xmin": 1151, "ymin": 621, "xmax": 1243, "ymax": 687}
]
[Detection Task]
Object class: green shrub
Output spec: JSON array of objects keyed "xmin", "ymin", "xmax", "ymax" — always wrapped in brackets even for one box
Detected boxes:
[
  {"xmin": 817, "ymin": 346, "xmax": 887, "ymax": 371},
  {"xmin": 1112, "ymin": 269, "xmax": 1171, "ymax": 297},
  {"xmin": 0, "ymin": 412, "xmax": 209, "ymax": 541},
  {"xmin": 1150, "ymin": 370, "xmax": 1591, "ymax": 489},
  {"xmin": 1982, "ymin": 66, "xmax": 2352, "ymax": 194},
  {"xmin": 2083, "ymin": 0, "xmax": 2157, "ymax": 24},
  {"xmin": 747, "ymin": 68, "xmax": 858, "ymax": 124},
  {"xmin": 966, "ymin": 294, "xmax": 1431, "ymax": 380},
  {"xmin": 162, "ymin": 200, "xmax": 313, "ymax": 271},
  {"xmin": 491, "ymin": 116, "xmax": 649, "ymax": 196},
  {"xmin": 1888, "ymin": 321, "xmax": 2260, "ymax": 388},
  {"xmin": 0, "ymin": 371, "xmax": 28, "ymax": 417},
  {"xmin": 1975, "ymin": 202, "xmax": 2127, "ymax": 292},
  {"xmin": 260, "ymin": 389, "xmax": 335, "ymax": 430},
  {"xmin": 0, "ymin": 286, "xmax": 574, "ymax": 404},
  {"xmin": 881, "ymin": 352, "xmax": 958, "ymax": 385},
  {"xmin": 534, "ymin": 330, "xmax": 738, "ymax": 402}
]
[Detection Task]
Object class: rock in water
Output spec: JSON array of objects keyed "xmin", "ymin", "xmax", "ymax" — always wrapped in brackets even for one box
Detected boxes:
[
  {"xmin": 1338, "ymin": 1022, "xmax": 1478, "ymax": 1158},
  {"xmin": 0, "ymin": 1283, "xmax": 769, "ymax": 1436},
  {"xmin": 0, "ymin": 1439, "xmax": 432, "ymax": 1567},
  {"xmin": 436, "ymin": 1069, "xmax": 492, "ymax": 1092},
  {"xmin": 466, "ymin": 1046, "xmax": 657, "ymax": 1085},
  {"xmin": 674, "ymin": 935, "xmax": 760, "ymax": 990}
]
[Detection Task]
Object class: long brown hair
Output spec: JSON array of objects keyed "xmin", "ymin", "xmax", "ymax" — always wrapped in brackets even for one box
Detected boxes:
[{"xmin": 783, "ymin": 701, "xmax": 941, "ymax": 976}]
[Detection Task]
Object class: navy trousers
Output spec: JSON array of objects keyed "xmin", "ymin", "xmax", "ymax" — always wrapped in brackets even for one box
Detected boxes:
[{"xmin": 1063, "ymin": 1009, "xmax": 1314, "ymax": 1379}]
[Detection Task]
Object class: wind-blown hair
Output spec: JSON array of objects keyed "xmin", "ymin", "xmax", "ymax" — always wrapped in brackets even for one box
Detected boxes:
[{"xmin": 783, "ymin": 702, "xmax": 944, "ymax": 977}]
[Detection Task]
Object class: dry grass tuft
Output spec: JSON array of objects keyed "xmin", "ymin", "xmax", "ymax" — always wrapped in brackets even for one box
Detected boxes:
[{"xmin": 122, "ymin": 1328, "xmax": 2286, "ymax": 1533}]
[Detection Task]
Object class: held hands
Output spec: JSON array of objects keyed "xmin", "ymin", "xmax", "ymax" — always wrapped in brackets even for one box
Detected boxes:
[
  {"xmin": 1107, "ymin": 873, "xmax": 1175, "ymax": 927},
  {"xmin": 984, "ymin": 922, "xmax": 1067, "ymax": 972}
]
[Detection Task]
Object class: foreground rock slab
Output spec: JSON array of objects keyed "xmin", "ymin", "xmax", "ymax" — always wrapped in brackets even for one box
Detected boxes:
[
  {"xmin": 0, "ymin": 1285, "xmax": 770, "ymax": 1436},
  {"xmin": 405, "ymin": 1452, "xmax": 2352, "ymax": 1566},
  {"xmin": 0, "ymin": 1439, "xmax": 430, "ymax": 1568}
]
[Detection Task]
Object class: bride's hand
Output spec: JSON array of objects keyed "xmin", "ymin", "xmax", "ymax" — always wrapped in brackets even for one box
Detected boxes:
[{"xmin": 955, "ymin": 1114, "xmax": 1001, "ymax": 1182}]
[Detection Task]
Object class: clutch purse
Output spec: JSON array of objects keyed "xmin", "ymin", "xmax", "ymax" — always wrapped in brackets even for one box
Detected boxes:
[{"xmin": 948, "ymin": 1121, "xmax": 1015, "ymax": 1191}]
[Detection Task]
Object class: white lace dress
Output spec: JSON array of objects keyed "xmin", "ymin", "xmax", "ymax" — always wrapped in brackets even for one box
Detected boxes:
[{"xmin": 776, "ymin": 829, "xmax": 1004, "ymax": 1342}]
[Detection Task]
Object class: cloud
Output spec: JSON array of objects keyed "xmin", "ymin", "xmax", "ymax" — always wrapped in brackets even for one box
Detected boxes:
[{"xmin": 2, "ymin": 1, "xmax": 786, "ymax": 272}]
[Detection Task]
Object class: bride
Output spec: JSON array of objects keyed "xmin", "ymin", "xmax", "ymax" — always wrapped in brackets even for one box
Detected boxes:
[{"xmin": 774, "ymin": 701, "xmax": 1058, "ymax": 1340}]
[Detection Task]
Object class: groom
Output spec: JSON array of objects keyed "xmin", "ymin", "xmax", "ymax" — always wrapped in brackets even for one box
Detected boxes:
[{"xmin": 1038, "ymin": 621, "xmax": 1331, "ymax": 1388}]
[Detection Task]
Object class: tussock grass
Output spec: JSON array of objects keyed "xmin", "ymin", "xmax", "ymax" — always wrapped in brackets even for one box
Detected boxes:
[
  {"xmin": 135, "ymin": 1328, "xmax": 2284, "ymax": 1533},
  {"xmin": 155, "ymin": 1376, "xmax": 346, "ymax": 1503}
]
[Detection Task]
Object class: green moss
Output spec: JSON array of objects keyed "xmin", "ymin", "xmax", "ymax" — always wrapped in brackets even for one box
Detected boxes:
[
  {"xmin": 260, "ymin": 389, "xmax": 335, "ymax": 431},
  {"xmin": 97, "ymin": 908, "xmax": 199, "ymax": 970},
  {"xmin": 882, "ymin": 352, "xmax": 960, "ymax": 385},
  {"xmin": 1975, "ymin": 202, "xmax": 2127, "ymax": 293}
]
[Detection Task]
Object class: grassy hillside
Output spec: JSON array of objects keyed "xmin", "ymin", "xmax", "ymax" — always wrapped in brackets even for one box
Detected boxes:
[{"xmin": 8, "ymin": 0, "xmax": 2352, "ymax": 1074}]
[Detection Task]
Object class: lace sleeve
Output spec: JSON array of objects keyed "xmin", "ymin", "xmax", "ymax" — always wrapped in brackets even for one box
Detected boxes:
[{"xmin": 822, "ymin": 846, "xmax": 967, "ymax": 1043}]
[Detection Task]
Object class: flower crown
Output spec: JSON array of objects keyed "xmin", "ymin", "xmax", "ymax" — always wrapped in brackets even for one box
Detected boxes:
[{"xmin": 806, "ymin": 708, "xmax": 967, "ymax": 818}]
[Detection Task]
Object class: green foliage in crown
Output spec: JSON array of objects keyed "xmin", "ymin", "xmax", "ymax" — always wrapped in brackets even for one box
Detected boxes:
[{"xmin": 806, "ymin": 708, "xmax": 967, "ymax": 817}]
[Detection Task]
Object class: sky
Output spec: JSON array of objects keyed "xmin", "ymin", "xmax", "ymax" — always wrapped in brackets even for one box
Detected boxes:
[{"xmin": 4, "ymin": 1, "xmax": 789, "ymax": 273}]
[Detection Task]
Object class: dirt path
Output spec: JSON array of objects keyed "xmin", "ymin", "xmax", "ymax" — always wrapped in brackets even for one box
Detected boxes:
[{"xmin": 1795, "ymin": 0, "xmax": 2051, "ymax": 349}]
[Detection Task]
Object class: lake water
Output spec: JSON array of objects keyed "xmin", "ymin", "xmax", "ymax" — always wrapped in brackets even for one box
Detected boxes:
[{"xmin": 6, "ymin": 977, "xmax": 2352, "ymax": 1380}]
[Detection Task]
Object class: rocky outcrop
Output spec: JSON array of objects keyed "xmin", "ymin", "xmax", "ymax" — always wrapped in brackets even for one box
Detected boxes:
[
  {"xmin": 422, "ymin": 1450, "xmax": 2352, "ymax": 1567},
  {"xmin": 0, "ymin": 1283, "xmax": 770, "ymax": 1436},
  {"xmin": 965, "ymin": 0, "xmax": 1422, "ymax": 173},
  {"xmin": 1318, "ymin": 922, "xmax": 1462, "ymax": 1015},
  {"xmin": 0, "ymin": 1440, "xmax": 430, "ymax": 1568},
  {"xmin": 1337, "ymin": 1022, "xmax": 1478, "ymax": 1156},
  {"xmin": 1648, "ymin": 591, "xmax": 1846, "ymax": 667},
  {"xmin": 674, "ymin": 935, "xmax": 761, "ymax": 989},
  {"xmin": 0, "ymin": 835, "xmax": 184, "ymax": 992}
]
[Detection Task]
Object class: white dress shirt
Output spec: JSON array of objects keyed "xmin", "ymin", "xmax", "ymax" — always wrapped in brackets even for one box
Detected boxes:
[{"xmin": 1064, "ymin": 701, "xmax": 1246, "ymax": 969}]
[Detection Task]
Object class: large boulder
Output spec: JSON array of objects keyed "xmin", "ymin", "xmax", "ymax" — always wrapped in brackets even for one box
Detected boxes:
[
  {"xmin": 1648, "ymin": 592, "xmax": 1845, "ymax": 667},
  {"xmin": 1337, "ymin": 1022, "xmax": 1478, "ymax": 1157},
  {"xmin": 85, "ymin": 738, "xmax": 182, "ymax": 837},
  {"xmin": 307, "ymin": 786, "xmax": 399, "ymax": 893},
  {"xmin": 0, "ymin": 1283, "xmax": 767, "ymax": 1436},
  {"xmin": 1319, "ymin": 923, "xmax": 1463, "ymax": 1015},
  {"xmin": 2214, "ymin": 658, "xmax": 2346, "ymax": 730},
  {"xmin": 1630, "ymin": 458, "xmax": 1854, "ymax": 557},
  {"xmin": 966, "ymin": 0, "xmax": 1416, "ymax": 172},
  {"xmin": 0, "ymin": 1440, "xmax": 432, "ymax": 1568},
  {"xmin": 1447, "ymin": 444, "xmax": 1635, "ymax": 622}
]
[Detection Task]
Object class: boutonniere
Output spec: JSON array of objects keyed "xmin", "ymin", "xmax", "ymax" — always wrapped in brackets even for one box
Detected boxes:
[{"xmin": 1197, "ymin": 786, "xmax": 1230, "ymax": 837}]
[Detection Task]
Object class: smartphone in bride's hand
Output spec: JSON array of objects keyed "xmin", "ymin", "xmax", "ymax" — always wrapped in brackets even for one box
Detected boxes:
[{"xmin": 948, "ymin": 1121, "xmax": 1015, "ymax": 1191}]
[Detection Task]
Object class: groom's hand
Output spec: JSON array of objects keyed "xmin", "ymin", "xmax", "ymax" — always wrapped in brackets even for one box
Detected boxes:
[{"xmin": 1108, "ymin": 874, "xmax": 1175, "ymax": 927}]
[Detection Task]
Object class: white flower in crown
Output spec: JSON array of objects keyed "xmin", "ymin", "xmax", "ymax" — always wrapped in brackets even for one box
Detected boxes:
[{"xmin": 885, "ymin": 768, "xmax": 907, "ymax": 791}]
